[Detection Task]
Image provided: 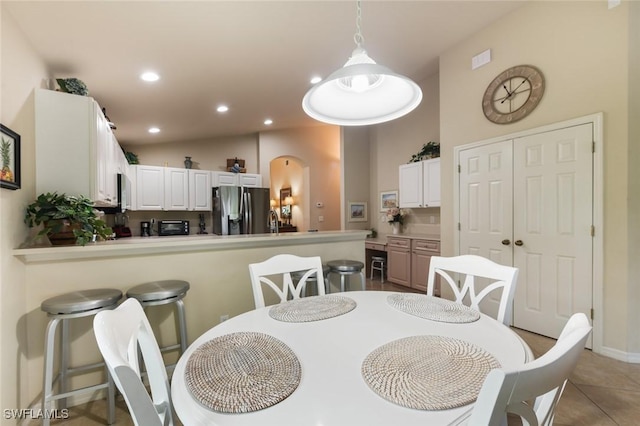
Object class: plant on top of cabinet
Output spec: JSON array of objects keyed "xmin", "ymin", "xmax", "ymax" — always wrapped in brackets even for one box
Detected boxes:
[
  {"xmin": 409, "ymin": 141, "xmax": 440, "ymax": 163},
  {"xmin": 56, "ymin": 78, "xmax": 89, "ymax": 96},
  {"xmin": 24, "ymin": 192, "xmax": 112, "ymax": 246},
  {"xmin": 124, "ymin": 151, "xmax": 139, "ymax": 164}
]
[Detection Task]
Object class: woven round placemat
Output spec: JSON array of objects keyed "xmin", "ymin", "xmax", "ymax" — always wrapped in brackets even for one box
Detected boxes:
[
  {"xmin": 269, "ymin": 295, "xmax": 357, "ymax": 322},
  {"xmin": 387, "ymin": 293, "xmax": 480, "ymax": 323},
  {"xmin": 184, "ymin": 332, "xmax": 301, "ymax": 413},
  {"xmin": 361, "ymin": 335, "xmax": 500, "ymax": 410}
]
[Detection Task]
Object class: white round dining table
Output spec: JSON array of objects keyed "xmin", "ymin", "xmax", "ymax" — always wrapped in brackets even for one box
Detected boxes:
[{"xmin": 171, "ymin": 291, "xmax": 531, "ymax": 426}]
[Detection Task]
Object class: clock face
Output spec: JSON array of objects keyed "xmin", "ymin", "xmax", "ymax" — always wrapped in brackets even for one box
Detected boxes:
[{"xmin": 482, "ymin": 65, "xmax": 544, "ymax": 124}]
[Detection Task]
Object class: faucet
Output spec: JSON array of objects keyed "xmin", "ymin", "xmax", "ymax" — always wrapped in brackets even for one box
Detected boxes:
[{"xmin": 268, "ymin": 210, "xmax": 279, "ymax": 235}]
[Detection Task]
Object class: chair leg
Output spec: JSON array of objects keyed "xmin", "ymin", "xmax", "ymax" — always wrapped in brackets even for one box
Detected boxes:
[
  {"xmin": 359, "ymin": 271, "xmax": 366, "ymax": 291},
  {"xmin": 106, "ymin": 369, "xmax": 116, "ymax": 424},
  {"xmin": 175, "ymin": 299, "xmax": 188, "ymax": 355},
  {"xmin": 340, "ymin": 274, "xmax": 346, "ymax": 292},
  {"xmin": 60, "ymin": 319, "xmax": 69, "ymax": 411},
  {"xmin": 42, "ymin": 317, "xmax": 60, "ymax": 426}
]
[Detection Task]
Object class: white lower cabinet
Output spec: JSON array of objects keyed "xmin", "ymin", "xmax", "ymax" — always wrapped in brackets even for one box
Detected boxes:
[{"xmin": 134, "ymin": 165, "xmax": 211, "ymax": 211}]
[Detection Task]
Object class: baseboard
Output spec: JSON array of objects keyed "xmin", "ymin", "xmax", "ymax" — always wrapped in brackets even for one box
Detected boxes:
[{"xmin": 598, "ymin": 346, "xmax": 640, "ymax": 363}]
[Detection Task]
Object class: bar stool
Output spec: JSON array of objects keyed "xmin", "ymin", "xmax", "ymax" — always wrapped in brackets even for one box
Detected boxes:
[
  {"xmin": 326, "ymin": 260, "xmax": 366, "ymax": 293},
  {"xmin": 41, "ymin": 288, "xmax": 122, "ymax": 426},
  {"xmin": 126, "ymin": 280, "xmax": 190, "ymax": 367},
  {"xmin": 292, "ymin": 265, "xmax": 331, "ymax": 296},
  {"xmin": 370, "ymin": 255, "xmax": 386, "ymax": 282}
]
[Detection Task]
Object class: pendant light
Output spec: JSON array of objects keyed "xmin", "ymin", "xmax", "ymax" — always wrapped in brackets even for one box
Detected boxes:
[{"xmin": 302, "ymin": 1, "xmax": 422, "ymax": 126}]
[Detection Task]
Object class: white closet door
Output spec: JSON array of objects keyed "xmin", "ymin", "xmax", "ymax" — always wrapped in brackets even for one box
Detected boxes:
[
  {"xmin": 512, "ymin": 123, "xmax": 593, "ymax": 340},
  {"xmin": 458, "ymin": 140, "xmax": 513, "ymax": 321}
]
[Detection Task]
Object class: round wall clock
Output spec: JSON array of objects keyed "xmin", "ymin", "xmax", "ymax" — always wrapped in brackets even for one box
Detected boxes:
[{"xmin": 482, "ymin": 65, "xmax": 545, "ymax": 124}]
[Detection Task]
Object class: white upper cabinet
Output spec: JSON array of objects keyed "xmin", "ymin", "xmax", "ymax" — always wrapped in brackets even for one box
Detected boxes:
[
  {"xmin": 212, "ymin": 171, "xmax": 262, "ymax": 187},
  {"xmin": 164, "ymin": 167, "xmax": 189, "ymax": 211},
  {"xmin": 133, "ymin": 166, "xmax": 212, "ymax": 211},
  {"xmin": 135, "ymin": 165, "xmax": 165, "ymax": 211},
  {"xmin": 35, "ymin": 89, "xmax": 119, "ymax": 206},
  {"xmin": 188, "ymin": 170, "xmax": 212, "ymax": 211},
  {"xmin": 399, "ymin": 158, "xmax": 441, "ymax": 208}
]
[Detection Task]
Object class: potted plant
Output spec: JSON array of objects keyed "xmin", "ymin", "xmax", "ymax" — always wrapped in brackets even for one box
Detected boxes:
[{"xmin": 24, "ymin": 192, "xmax": 112, "ymax": 246}]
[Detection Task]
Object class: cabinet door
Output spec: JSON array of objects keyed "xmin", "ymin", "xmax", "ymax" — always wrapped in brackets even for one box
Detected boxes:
[
  {"xmin": 135, "ymin": 165, "xmax": 164, "ymax": 210},
  {"xmin": 212, "ymin": 172, "xmax": 237, "ymax": 186},
  {"xmin": 411, "ymin": 239, "xmax": 440, "ymax": 293},
  {"xmin": 239, "ymin": 173, "xmax": 262, "ymax": 187},
  {"xmin": 164, "ymin": 167, "xmax": 189, "ymax": 211},
  {"xmin": 188, "ymin": 170, "xmax": 212, "ymax": 211},
  {"xmin": 422, "ymin": 158, "xmax": 441, "ymax": 207},
  {"xmin": 399, "ymin": 162, "xmax": 423, "ymax": 208},
  {"xmin": 387, "ymin": 237, "xmax": 411, "ymax": 286}
]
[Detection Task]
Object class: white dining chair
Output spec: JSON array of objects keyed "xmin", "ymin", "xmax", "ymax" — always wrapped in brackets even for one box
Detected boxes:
[
  {"xmin": 427, "ymin": 255, "xmax": 519, "ymax": 325},
  {"xmin": 468, "ymin": 312, "xmax": 592, "ymax": 426},
  {"xmin": 249, "ymin": 254, "xmax": 326, "ymax": 308},
  {"xmin": 93, "ymin": 298, "xmax": 174, "ymax": 426}
]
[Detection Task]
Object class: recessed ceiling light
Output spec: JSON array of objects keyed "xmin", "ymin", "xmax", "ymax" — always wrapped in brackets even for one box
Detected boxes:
[
  {"xmin": 264, "ymin": 119, "xmax": 273, "ymax": 125},
  {"xmin": 140, "ymin": 72, "xmax": 160, "ymax": 82},
  {"xmin": 310, "ymin": 76, "xmax": 322, "ymax": 84},
  {"xmin": 217, "ymin": 105, "xmax": 229, "ymax": 113},
  {"xmin": 148, "ymin": 127, "xmax": 160, "ymax": 134}
]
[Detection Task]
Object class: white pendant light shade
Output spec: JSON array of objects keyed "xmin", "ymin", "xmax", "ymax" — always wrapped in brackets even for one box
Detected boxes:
[
  {"xmin": 302, "ymin": 2, "xmax": 423, "ymax": 126},
  {"xmin": 302, "ymin": 58, "xmax": 423, "ymax": 126}
]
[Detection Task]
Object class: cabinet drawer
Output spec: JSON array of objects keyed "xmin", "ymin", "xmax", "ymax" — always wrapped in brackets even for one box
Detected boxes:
[
  {"xmin": 387, "ymin": 237, "xmax": 410, "ymax": 249},
  {"xmin": 365, "ymin": 242, "xmax": 386, "ymax": 252},
  {"xmin": 412, "ymin": 239, "xmax": 440, "ymax": 253}
]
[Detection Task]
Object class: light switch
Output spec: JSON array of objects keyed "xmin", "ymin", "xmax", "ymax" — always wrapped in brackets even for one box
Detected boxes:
[{"xmin": 471, "ymin": 49, "xmax": 491, "ymax": 70}]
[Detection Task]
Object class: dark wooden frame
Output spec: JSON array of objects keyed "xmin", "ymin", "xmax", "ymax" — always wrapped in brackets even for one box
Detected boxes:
[{"xmin": 0, "ymin": 124, "xmax": 21, "ymax": 190}]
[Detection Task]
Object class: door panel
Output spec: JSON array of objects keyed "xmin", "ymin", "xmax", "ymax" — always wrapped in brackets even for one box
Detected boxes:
[
  {"xmin": 459, "ymin": 141, "xmax": 513, "ymax": 321},
  {"xmin": 512, "ymin": 124, "xmax": 593, "ymax": 340},
  {"xmin": 458, "ymin": 123, "xmax": 593, "ymax": 341}
]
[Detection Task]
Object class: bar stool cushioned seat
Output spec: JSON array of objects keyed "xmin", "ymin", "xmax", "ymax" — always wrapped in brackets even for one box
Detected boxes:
[
  {"xmin": 327, "ymin": 260, "xmax": 366, "ymax": 293},
  {"xmin": 41, "ymin": 288, "xmax": 123, "ymax": 426},
  {"xmin": 126, "ymin": 279, "xmax": 190, "ymax": 360}
]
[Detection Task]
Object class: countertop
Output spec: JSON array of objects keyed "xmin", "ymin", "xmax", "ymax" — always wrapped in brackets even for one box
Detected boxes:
[
  {"xmin": 13, "ymin": 230, "xmax": 369, "ymax": 263},
  {"xmin": 385, "ymin": 233, "xmax": 441, "ymax": 241}
]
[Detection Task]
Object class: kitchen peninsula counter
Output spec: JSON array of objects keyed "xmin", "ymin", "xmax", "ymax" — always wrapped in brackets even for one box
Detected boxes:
[
  {"xmin": 15, "ymin": 230, "xmax": 368, "ymax": 405},
  {"xmin": 13, "ymin": 230, "xmax": 368, "ymax": 263}
]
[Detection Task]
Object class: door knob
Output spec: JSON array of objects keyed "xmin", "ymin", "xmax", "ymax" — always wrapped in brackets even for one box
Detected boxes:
[
  {"xmin": 501, "ymin": 239, "xmax": 511, "ymax": 246},
  {"xmin": 514, "ymin": 240, "xmax": 524, "ymax": 246}
]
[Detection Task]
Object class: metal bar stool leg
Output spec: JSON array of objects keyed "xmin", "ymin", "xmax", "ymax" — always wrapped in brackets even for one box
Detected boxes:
[
  {"xmin": 59, "ymin": 318, "xmax": 69, "ymax": 410},
  {"xmin": 359, "ymin": 271, "xmax": 366, "ymax": 291},
  {"xmin": 42, "ymin": 317, "xmax": 61, "ymax": 426},
  {"xmin": 340, "ymin": 274, "xmax": 346, "ymax": 292},
  {"xmin": 175, "ymin": 299, "xmax": 188, "ymax": 354}
]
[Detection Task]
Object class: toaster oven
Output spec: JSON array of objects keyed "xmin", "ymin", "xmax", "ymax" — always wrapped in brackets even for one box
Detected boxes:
[{"xmin": 158, "ymin": 220, "xmax": 189, "ymax": 236}]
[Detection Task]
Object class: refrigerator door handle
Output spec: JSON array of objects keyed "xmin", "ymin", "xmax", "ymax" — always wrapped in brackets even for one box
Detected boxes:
[{"xmin": 246, "ymin": 192, "xmax": 253, "ymax": 234}]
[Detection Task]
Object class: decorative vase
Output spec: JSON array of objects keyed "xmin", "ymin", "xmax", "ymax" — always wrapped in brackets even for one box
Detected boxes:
[
  {"xmin": 391, "ymin": 222, "xmax": 401, "ymax": 235},
  {"xmin": 184, "ymin": 156, "xmax": 193, "ymax": 169}
]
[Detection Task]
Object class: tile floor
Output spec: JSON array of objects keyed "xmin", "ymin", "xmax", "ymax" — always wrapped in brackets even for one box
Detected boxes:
[{"xmin": 45, "ymin": 278, "xmax": 640, "ymax": 425}]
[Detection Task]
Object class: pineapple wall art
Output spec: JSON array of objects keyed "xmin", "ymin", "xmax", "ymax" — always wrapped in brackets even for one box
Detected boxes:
[{"xmin": 0, "ymin": 124, "xmax": 21, "ymax": 190}]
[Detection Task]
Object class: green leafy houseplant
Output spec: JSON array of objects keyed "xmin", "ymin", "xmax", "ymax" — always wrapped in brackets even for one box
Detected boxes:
[
  {"xmin": 25, "ymin": 192, "xmax": 112, "ymax": 246},
  {"xmin": 56, "ymin": 78, "xmax": 89, "ymax": 96},
  {"xmin": 409, "ymin": 141, "xmax": 440, "ymax": 163}
]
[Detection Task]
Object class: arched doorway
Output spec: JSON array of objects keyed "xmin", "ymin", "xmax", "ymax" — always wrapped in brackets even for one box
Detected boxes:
[{"xmin": 269, "ymin": 156, "xmax": 308, "ymax": 231}]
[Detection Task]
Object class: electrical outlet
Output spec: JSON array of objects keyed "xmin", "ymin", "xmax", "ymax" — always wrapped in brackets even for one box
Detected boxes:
[
  {"xmin": 220, "ymin": 314, "xmax": 229, "ymax": 323},
  {"xmin": 318, "ymin": 215, "xmax": 324, "ymax": 222}
]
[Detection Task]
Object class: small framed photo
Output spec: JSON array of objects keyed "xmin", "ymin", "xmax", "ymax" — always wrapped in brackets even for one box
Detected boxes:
[
  {"xmin": 380, "ymin": 190, "xmax": 398, "ymax": 211},
  {"xmin": 348, "ymin": 202, "xmax": 367, "ymax": 222},
  {"xmin": 1, "ymin": 124, "xmax": 21, "ymax": 190}
]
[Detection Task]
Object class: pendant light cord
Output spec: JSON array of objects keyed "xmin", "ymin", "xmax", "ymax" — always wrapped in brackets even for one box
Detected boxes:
[{"xmin": 353, "ymin": 0, "xmax": 364, "ymax": 48}]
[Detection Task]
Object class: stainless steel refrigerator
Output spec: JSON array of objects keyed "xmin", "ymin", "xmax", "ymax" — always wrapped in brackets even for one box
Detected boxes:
[{"xmin": 212, "ymin": 186, "xmax": 271, "ymax": 235}]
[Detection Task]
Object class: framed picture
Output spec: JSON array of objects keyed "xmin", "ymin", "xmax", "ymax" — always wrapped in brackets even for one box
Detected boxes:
[
  {"xmin": 1, "ymin": 124, "xmax": 21, "ymax": 190},
  {"xmin": 348, "ymin": 202, "xmax": 367, "ymax": 222},
  {"xmin": 380, "ymin": 190, "xmax": 398, "ymax": 211}
]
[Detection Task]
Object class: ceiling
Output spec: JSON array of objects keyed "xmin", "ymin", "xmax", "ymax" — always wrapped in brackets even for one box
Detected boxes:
[{"xmin": 5, "ymin": 1, "xmax": 525, "ymax": 146}]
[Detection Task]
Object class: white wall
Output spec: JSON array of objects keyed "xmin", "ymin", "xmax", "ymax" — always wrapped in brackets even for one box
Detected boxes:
[
  {"xmin": 0, "ymin": 6, "xmax": 49, "ymax": 416},
  {"xmin": 439, "ymin": 1, "xmax": 633, "ymax": 353}
]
